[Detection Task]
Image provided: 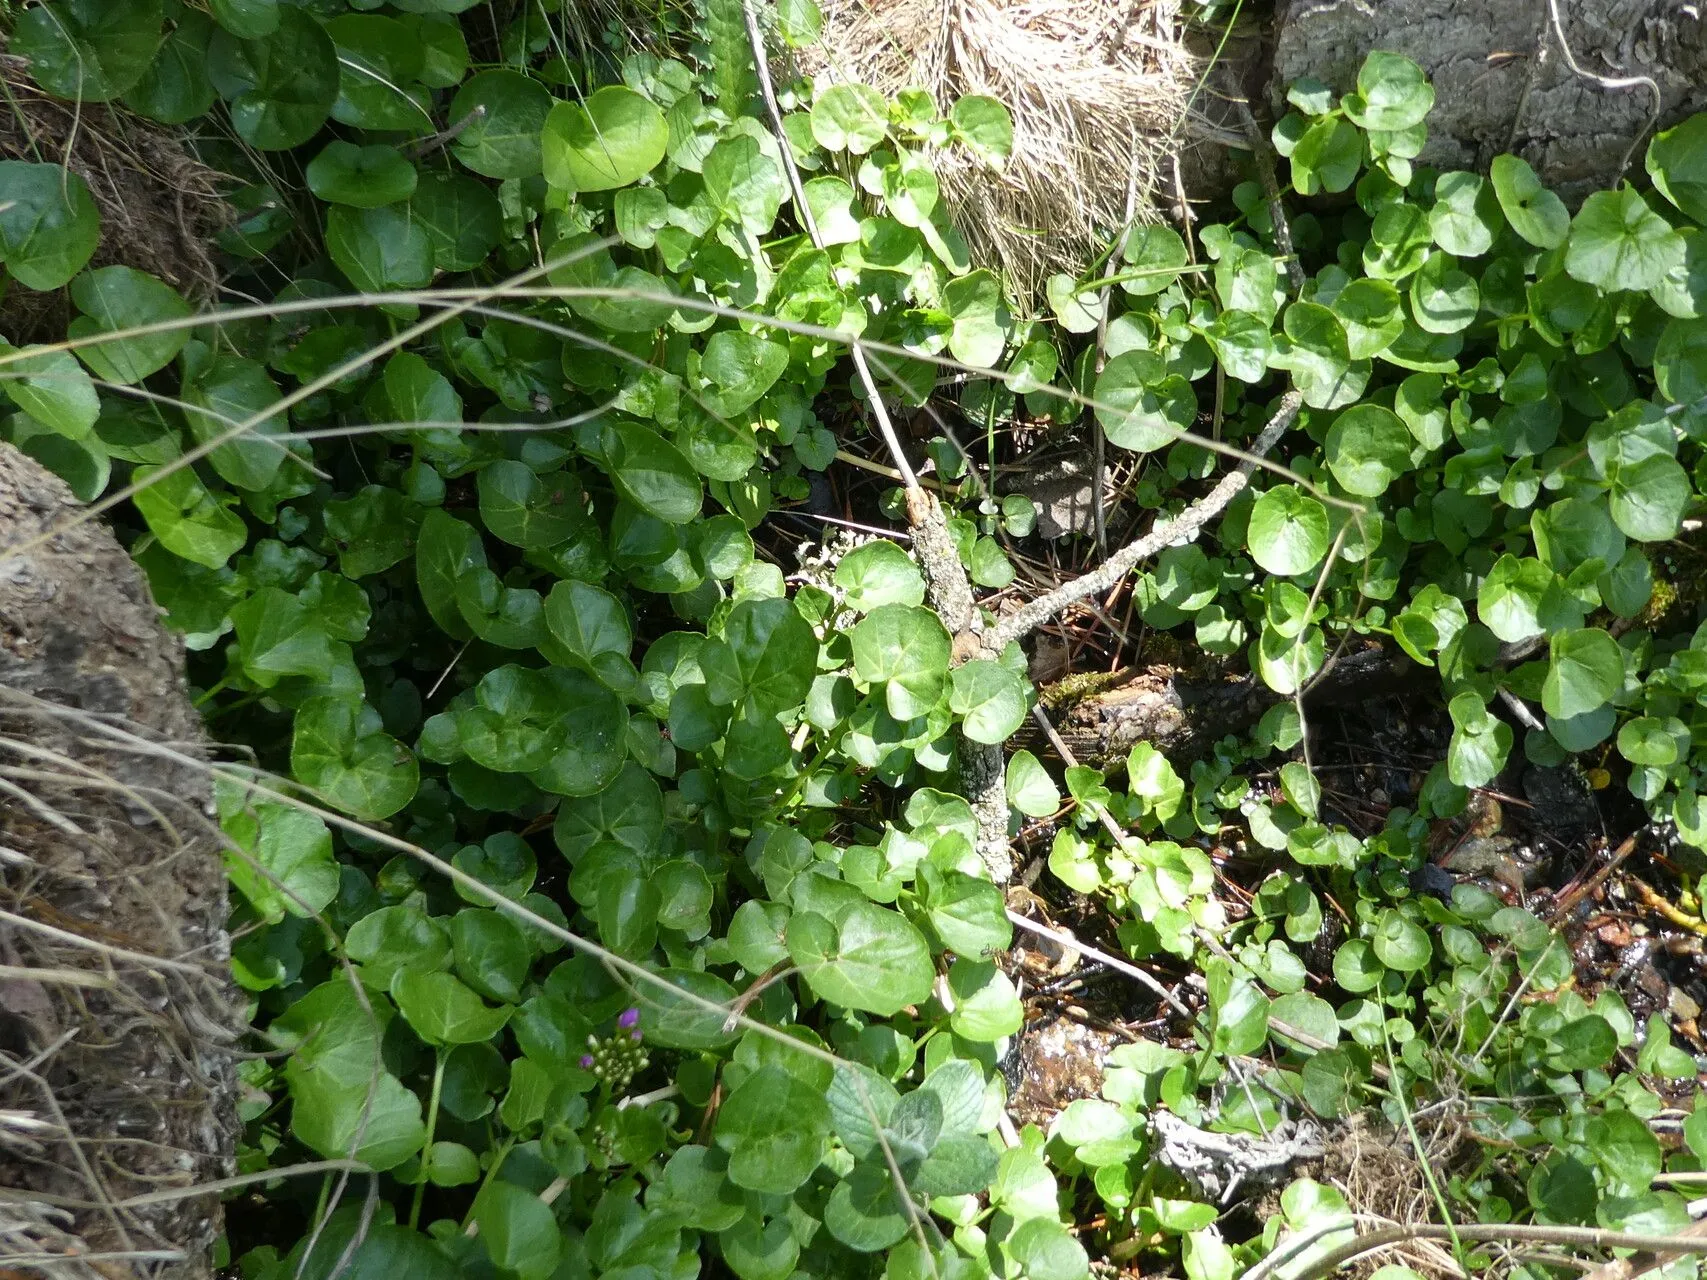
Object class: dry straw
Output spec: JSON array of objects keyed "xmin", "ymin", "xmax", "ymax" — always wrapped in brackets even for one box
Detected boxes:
[{"xmin": 804, "ymin": 0, "xmax": 1198, "ymax": 298}]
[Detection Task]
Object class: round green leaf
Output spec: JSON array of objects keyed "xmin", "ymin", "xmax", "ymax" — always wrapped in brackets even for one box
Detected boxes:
[
  {"xmin": 67, "ymin": 267, "xmax": 191, "ymax": 384},
  {"xmin": 1247, "ymin": 485, "xmax": 1330, "ymax": 577},
  {"xmin": 206, "ymin": 8, "xmax": 338, "ymax": 150},
  {"xmin": 0, "ymin": 162, "xmax": 102, "ymax": 292},
  {"xmin": 949, "ymin": 659, "xmax": 1028, "ymax": 744},
  {"xmin": 307, "ymin": 142, "xmax": 418, "ymax": 208},
  {"xmin": 1542, "ymin": 628, "xmax": 1625, "ymax": 720},
  {"xmin": 1371, "ymin": 909, "xmax": 1431, "ymax": 972},
  {"xmin": 1410, "ymin": 251, "xmax": 1479, "ymax": 333},
  {"xmin": 1429, "ymin": 171, "xmax": 1503, "ymax": 257},
  {"xmin": 0, "ymin": 345, "xmax": 99, "ymax": 439},
  {"xmin": 12, "ymin": 0, "xmax": 163, "ymax": 102},
  {"xmin": 543, "ymin": 86, "xmax": 668, "ymax": 192},
  {"xmin": 292, "ymin": 696, "xmax": 420, "ymax": 820},
  {"xmin": 1324, "ymin": 403, "xmax": 1410, "ymax": 496},
  {"xmin": 602, "ymin": 420, "xmax": 703, "ymax": 524},
  {"xmin": 1353, "ymin": 51, "xmax": 1434, "ymax": 131},
  {"xmin": 123, "ymin": 9, "xmax": 217, "ymax": 123},
  {"xmin": 411, "ymin": 171, "xmax": 503, "ymax": 272},
  {"xmin": 715, "ymin": 1065, "xmax": 831, "ymax": 1195},
  {"xmin": 786, "ymin": 902, "xmax": 935, "ymax": 1016},
  {"xmin": 1332, "ymin": 278, "xmax": 1404, "ymax": 360},
  {"xmin": 834, "ymin": 540, "xmax": 925, "ymax": 611},
  {"xmin": 811, "ymin": 83, "xmax": 888, "ymax": 154},
  {"xmin": 326, "ymin": 204, "xmax": 434, "ymax": 292},
  {"xmin": 850, "ymin": 604, "xmax": 951, "ymax": 721},
  {"xmin": 951, "ymin": 94, "xmax": 1014, "ymax": 165},
  {"xmin": 1655, "ymin": 315, "xmax": 1707, "ymax": 406},
  {"xmin": 1608, "ymin": 453, "xmax": 1690, "ymax": 542},
  {"xmin": 1120, "ymin": 225, "xmax": 1188, "ymax": 296},
  {"xmin": 392, "ymin": 970, "xmax": 511, "ymax": 1046},
  {"xmin": 1618, "ymin": 715, "xmax": 1681, "ymax": 768},
  {"xmin": 1096, "ymin": 351, "xmax": 1196, "ymax": 451},
  {"xmin": 1489, "ymin": 155, "xmax": 1569, "ymax": 250},
  {"xmin": 1477, "ymin": 554, "xmax": 1575, "ymax": 643},
  {"xmin": 130, "ymin": 464, "xmax": 247, "ymax": 568},
  {"xmin": 1565, "ymin": 187, "xmax": 1686, "ymax": 293},
  {"xmin": 324, "ymin": 14, "xmax": 430, "ymax": 132},
  {"xmin": 1290, "ymin": 117, "xmax": 1363, "ymax": 196},
  {"xmin": 450, "ymin": 71, "xmax": 553, "ymax": 179}
]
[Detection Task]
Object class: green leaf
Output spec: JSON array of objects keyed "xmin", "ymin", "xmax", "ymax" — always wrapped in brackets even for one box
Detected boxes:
[
  {"xmin": 0, "ymin": 345, "xmax": 98, "ymax": 439},
  {"xmin": 1120, "ymin": 225, "xmax": 1188, "ymax": 296},
  {"xmin": 1278, "ymin": 302, "xmax": 1363, "ymax": 409},
  {"xmin": 949, "ymin": 659, "xmax": 1029, "ymax": 744},
  {"xmin": 824, "ymin": 1164, "xmax": 910, "ymax": 1252},
  {"xmin": 0, "ymin": 162, "xmax": 102, "ymax": 291},
  {"xmin": 1352, "ymin": 51, "xmax": 1434, "ymax": 131},
  {"xmin": 67, "ymin": 267, "xmax": 191, "ymax": 384},
  {"xmin": 1618, "ymin": 716, "xmax": 1681, "ymax": 768},
  {"xmin": 1411, "ymin": 251, "xmax": 1479, "ymax": 333},
  {"xmin": 925, "ymin": 870, "xmax": 1011, "ymax": 958},
  {"xmin": 1324, "ymin": 403, "xmax": 1410, "ymax": 496},
  {"xmin": 206, "ymin": 8, "xmax": 338, "ymax": 150},
  {"xmin": 1096, "ymin": 351, "xmax": 1195, "ymax": 451},
  {"xmin": 180, "ymin": 351, "xmax": 292, "ymax": 491},
  {"xmin": 292, "ymin": 695, "xmax": 419, "ymax": 820},
  {"xmin": 942, "ymin": 269, "xmax": 1011, "ymax": 367},
  {"xmin": 948, "ymin": 958, "xmax": 1023, "ymax": 1041},
  {"xmin": 326, "ymin": 204, "xmax": 434, "ymax": 293},
  {"xmin": 416, "ymin": 510, "xmax": 486, "ymax": 640},
  {"xmin": 123, "ymin": 9, "xmax": 217, "ymax": 123},
  {"xmin": 1655, "ymin": 316, "xmax": 1707, "ymax": 405},
  {"xmin": 1205, "ymin": 309, "xmax": 1273, "ymax": 382},
  {"xmin": 1247, "ymin": 486, "xmax": 1330, "ymax": 577},
  {"xmin": 209, "ymin": 0, "xmax": 277, "ymax": 38},
  {"xmin": 850, "ymin": 604, "xmax": 951, "ymax": 721},
  {"xmin": 544, "ymin": 85, "xmax": 668, "ymax": 192},
  {"xmin": 702, "ymin": 598, "xmax": 817, "ymax": 714},
  {"xmin": 1371, "ymin": 909, "xmax": 1432, "ymax": 971},
  {"xmin": 306, "ymin": 142, "xmax": 417, "ymax": 208},
  {"xmin": 543, "ymin": 579, "xmax": 635, "ymax": 692},
  {"xmin": 1542, "ymin": 628, "xmax": 1624, "ymax": 720},
  {"xmin": 715, "ymin": 1064, "xmax": 831, "ymax": 1194},
  {"xmin": 451, "ymin": 70, "xmax": 553, "ymax": 179},
  {"xmin": 1548, "ymin": 1014, "xmax": 1617, "ymax": 1071},
  {"xmin": 1006, "ymin": 749, "xmax": 1060, "ymax": 818},
  {"xmin": 1477, "ymin": 554, "xmax": 1576, "ymax": 643},
  {"xmin": 704, "ymin": 135, "xmax": 787, "ymax": 236},
  {"xmin": 834, "ymin": 540, "xmax": 925, "ymax": 611},
  {"xmin": 324, "ymin": 14, "xmax": 429, "ymax": 132},
  {"xmin": 411, "ymin": 171, "xmax": 503, "ymax": 272},
  {"xmin": 218, "ymin": 780, "xmax": 338, "ymax": 924},
  {"xmin": 473, "ymin": 1181, "xmax": 560, "ymax": 1280},
  {"xmin": 392, "ymin": 970, "xmax": 512, "ymax": 1046},
  {"xmin": 602, "ymin": 420, "xmax": 703, "ymax": 524},
  {"xmin": 812, "ymin": 84, "xmax": 888, "ymax": 154},
  {"xmin": 1487, "ymin": 155, "xmax": 1568, "ymax": 249},
  {"xmin": 230, "ymin": 586, "xmax": 334, "ymax": 686},
  {"xmin": 1332, "ymin": 278, "xmax": 1404, "ymax": 360},
  {"xmin": 1447, "ymin": 691, "xmax": 1511, "ymax": 787},
  {"xmin": 1646, "ymin": 112, "xmax": 1707, "ymax": 225},
  {"xmin": 1608, "ymin": 453, "xmax": 1690, "ymax": 541},
  {"xmin": 787, "ymin": 903, "xmax": 935, "ymax": 1016},
  {"xmin": 952, "ymin": 95, "xmax": 1014, "ymax": 165},
  {"xmin": 1565, "ymin": 187, "xmax": 1685, "ymax": 292},
  {"xmin": 700, "ymin": 329, "xmax": 789, "ymax": 415},
  {"xmin": 12, "ymin": 0, "xmax": 163, "ymax": 101},
  {"xmin": 131, "ymin": 465, "xmax": 248, "ymax": 568},
  {"xmin": 1290, "ymin": 117, "xmax": 1363, "ymax": 195},
  {"xmin": 478, "ymin": 461, "xmax": 582, "ymax": 549},
  {"xmin": 287, "ymin": 1066, "xmax": 424, "ymax": 1172},
  {"xmin": 1429, "ymin": 171, "xmax": 1503, "ymax": 257}
]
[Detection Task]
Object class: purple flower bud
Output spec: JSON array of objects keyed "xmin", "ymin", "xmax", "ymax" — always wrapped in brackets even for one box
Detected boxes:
[
  {"xmin": 579, "ymin": 1054, "xmax": 595, "ymax": 1069},
  {"xmin": 630, "ymin": 1028, "xmax": 643, "ymax": 1042},
  {"xmin": 618, "ymin": 1007, "xmax": 640, "ymax": 1030}
]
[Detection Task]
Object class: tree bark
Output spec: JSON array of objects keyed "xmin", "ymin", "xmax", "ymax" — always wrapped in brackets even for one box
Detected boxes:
[
  {"xmin": 1265, "ymin": 0, "xmax": 1707, "ymax": 202},
  {"xmin": 0, "ymin": 445, "xmax": 240, "ymax": 1279}
]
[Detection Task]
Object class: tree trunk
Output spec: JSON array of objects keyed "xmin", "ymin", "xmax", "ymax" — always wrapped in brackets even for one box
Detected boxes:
[
  {"xmin": 0, "ymin": 445, "xmax": 240, "ymax": 1279},
  {"xmin": 1264, "ymin": 0, "xmax": 1707, "ymax": 201}
]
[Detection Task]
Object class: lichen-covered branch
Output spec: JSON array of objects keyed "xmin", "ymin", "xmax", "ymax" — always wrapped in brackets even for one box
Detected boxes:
[{"xmin": 989, "ymin": 390, "xmax": 1303, "ymax": 653}]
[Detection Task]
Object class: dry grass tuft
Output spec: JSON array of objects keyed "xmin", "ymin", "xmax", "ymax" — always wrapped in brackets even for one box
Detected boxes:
[
  {"xmin": 805, "ymin": 0, "xmax": 1197, "ymax": 299},
  {"xmin": 0, "ymin": 54, "xmax": 230, "ymax": 343}
]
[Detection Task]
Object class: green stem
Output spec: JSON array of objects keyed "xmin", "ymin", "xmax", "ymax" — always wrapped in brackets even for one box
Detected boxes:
[
  {"xmin": 461, "ymin": 1135, "xmax": 516, "ymax": 1230},
  {"xmin": 194, "ymin": 676, "xmax": 231, "ymax": 708},
  {"xmin": 1383, "ymin": 1024, "xmax": 1462, "ymax": 1262},
  {"xmin": 410, "ymin": 1050, "xmax": 448, "ymax": 1231}
]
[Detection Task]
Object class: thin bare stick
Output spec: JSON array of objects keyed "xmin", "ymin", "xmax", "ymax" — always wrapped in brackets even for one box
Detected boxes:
[
  {"xmin": 1005, "ymin": 909, "xmax": 1193, "ymax": 1018},
  {"xmin": 990, "ymin": 390, "xmax": 1301, "ymax": 651}
]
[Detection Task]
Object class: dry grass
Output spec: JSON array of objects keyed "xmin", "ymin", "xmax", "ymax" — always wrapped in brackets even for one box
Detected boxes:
[
  {"xmin": 804, "ymin": 0, "xmax": 1198, "ymax": 299},
  {"xmin": 0, "ymin": 54, "xmax": 230, "ymax": 343}
]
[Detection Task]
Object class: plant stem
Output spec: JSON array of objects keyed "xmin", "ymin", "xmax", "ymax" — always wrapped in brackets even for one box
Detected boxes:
[{"xmin": 410, "ymin": 1050, "xmax": 448, "ymax": 1231}]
